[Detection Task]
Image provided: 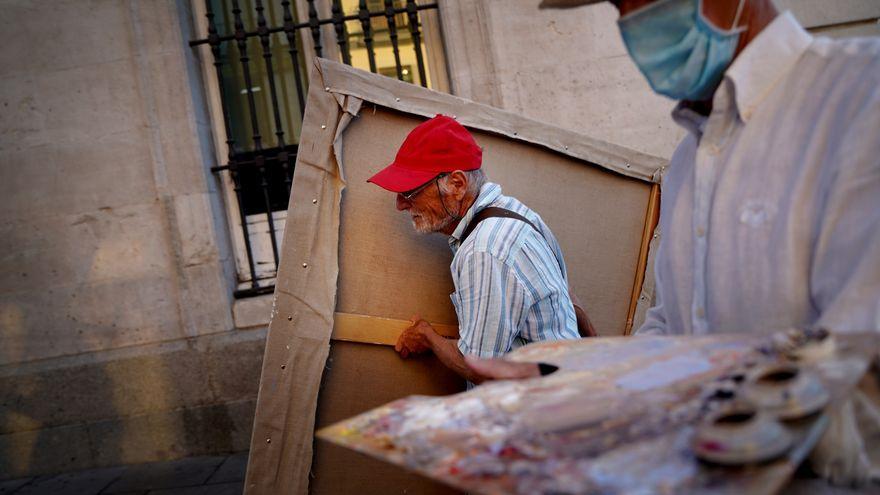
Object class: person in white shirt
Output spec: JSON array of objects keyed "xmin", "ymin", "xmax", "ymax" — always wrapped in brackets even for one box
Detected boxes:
[{"xmin": 468, "ymin": 0, "xmax": 880, "ymax": 487}]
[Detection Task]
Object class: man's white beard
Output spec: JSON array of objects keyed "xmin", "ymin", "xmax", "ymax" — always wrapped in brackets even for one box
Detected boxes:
[{"xmin": 411, "ymin": 212, "xmax": 455, "ymax": 234}]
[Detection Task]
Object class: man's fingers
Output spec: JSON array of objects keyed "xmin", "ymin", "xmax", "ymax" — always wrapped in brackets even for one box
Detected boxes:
[{"xmin": 464, "ymin": 356, "xmax": 543, "ymax": 381}]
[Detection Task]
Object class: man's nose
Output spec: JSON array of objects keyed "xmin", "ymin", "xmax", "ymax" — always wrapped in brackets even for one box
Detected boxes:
[{"xmin": 396, "ymin": 194, "xmax": 409, "ymax": 211}]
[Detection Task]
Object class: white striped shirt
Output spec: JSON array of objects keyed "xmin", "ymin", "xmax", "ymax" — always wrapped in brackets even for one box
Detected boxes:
[
  {"xmin": 448, "ymin": 183, "xmax": 579, "ymax": 358},
  {"xmin": 637, "ymin": 12, "xmax": 880, "ymax": 336}
]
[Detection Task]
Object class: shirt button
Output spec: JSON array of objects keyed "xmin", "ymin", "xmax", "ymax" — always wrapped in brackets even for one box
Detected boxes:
[
  {"xmin": 696, "ymin": 226, "xmax": 706, "ymax": 237},
  {"xmin": 696, "ymin": 306, "xmax": 705, "ymax": 318}
]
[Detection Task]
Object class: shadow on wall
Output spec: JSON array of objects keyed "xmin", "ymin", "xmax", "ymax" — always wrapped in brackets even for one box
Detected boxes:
[{"xmin": 0, "ymin": 326, "xmax": 265, "ymax": 479}]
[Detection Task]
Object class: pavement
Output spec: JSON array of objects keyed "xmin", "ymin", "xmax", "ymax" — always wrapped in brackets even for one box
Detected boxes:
[{"xmin": 0, "ymin": 452, "xmax": 247, "ymax": 495}]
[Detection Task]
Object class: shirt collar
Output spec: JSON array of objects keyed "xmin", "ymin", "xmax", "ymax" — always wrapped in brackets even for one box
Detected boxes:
[
  {"xmin": 449, "ymin": 182, "xmax": 502, "ymax": 249},
  {"xmin": 726, "ymin": 11, "xmax": 812, "ymax": 122},
  {"xmin": 671, "ymin": 11, "xmax": 812, "ymax": 129},
  {"xmin": 671, "ymin": 103, "xmax": 707, "ymax": 137}
]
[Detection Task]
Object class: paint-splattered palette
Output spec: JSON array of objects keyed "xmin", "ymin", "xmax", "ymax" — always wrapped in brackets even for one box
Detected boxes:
[{"xmin": 317, "ymin": 332, "xmax": 877, "ymax": 494}]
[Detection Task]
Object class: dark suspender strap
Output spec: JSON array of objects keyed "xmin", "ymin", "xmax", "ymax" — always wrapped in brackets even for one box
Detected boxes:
[
  {"xmin": 460, "ymin": 206, "xmax": 539, "ymax": 242},
  {"xmin": 459, "ymin": 205, "xmax": 597, "ymax": 337}
]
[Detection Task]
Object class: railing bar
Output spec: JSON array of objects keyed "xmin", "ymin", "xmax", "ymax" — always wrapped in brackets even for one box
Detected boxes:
[
  {"xmin": 188, "ymin": 4, "xmax": 441, "ymax": 47},
  {"xmin": 281, "ymin": 0, "xmax": 307, "ymax": 117},
  {"xmin": 230, "ymin": 168, "xmax": 260, "ymax": 288},
  {"xmin": 254, "ymin": 0, "xmax": 287, "ymax": 149},
  {"xmin": 204, "ymin": 1, "xmax": 238, "ymax": 163},
  {"xmin": 252, "ymin": 0, "xmax": 282, "ymax": 269},
  {"xmin": 405, "ymin": 0, "xmax": 428, "ymax": 87},
  {"xmin": 331, "ymin": 0, "xmax": 351, "ymax": 65},
  {"xmin": 384, "ymin": 0, "xmax": 403, "ymax": 80},
  {"xmin": 307, "ymin": 0, "xmax": 323, "ymax": 58},
  {"xmin": 281, "ymin": 151, "xmax": 293, "ymax": 197},
  {"xmin": 204, "ymin": 0, "xmax": 258, "ymax": 288},
  {"xmin": 210, "ymin": 147, "xmax": 298, "ymax": 172},
  {"xmin": 358, "ymin": 0, "xmax": 377, "ymax": 73},
  {"xmin": 255, "ymin": 155, "xmax": 281, "ymax": 266},
  {"xmin": 231, "ymin": 0, "xmax": 264, "ymax": 152}
]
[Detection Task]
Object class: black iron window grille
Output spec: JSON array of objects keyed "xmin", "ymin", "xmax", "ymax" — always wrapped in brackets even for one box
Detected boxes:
[{"xmin": 189, "ymin": 0, "xmax": 442, "ymax": 298}]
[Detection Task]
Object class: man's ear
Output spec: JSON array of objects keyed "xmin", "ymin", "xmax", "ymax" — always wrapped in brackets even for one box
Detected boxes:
[{"xmin": 447, "ymin": 170, "xmax": 468, "ymax": 200}]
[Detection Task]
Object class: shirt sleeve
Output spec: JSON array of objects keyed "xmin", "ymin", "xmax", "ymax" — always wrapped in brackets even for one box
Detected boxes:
[
  {"xmin": 453, "ymin": 250, "xmax": 533, "ymax": 358},
  {"xmin": 812, "ymin": 89, "xmax": 880, "ymax": 333}
]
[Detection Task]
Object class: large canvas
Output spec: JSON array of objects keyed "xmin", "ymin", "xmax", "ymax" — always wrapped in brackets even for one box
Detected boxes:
[{"xmin": 244, "ymin": 60, "xmax": 666, "ymax": 494}]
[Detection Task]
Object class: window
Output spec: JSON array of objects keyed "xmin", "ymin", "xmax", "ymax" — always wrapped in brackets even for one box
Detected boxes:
[{"xmin": 190, "ymin": 0, "xmax": 446, "ymax": 297}]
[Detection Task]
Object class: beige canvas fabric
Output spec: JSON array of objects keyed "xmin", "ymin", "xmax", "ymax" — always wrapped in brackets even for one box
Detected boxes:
[{"xmin": 244, "ymin": 59, "xmax": 666, "ymax": 494}]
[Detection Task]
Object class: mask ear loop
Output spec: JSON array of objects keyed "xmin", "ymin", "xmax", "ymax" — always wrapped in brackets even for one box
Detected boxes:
[{"xmin": 732, "ymin": 0, "xmax": 747, "ymax": 29}]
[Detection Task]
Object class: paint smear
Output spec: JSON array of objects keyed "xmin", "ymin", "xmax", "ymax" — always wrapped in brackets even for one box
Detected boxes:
[{"xmin": 615, "ymin": 353, "xmax": 712, "ymax": 391}]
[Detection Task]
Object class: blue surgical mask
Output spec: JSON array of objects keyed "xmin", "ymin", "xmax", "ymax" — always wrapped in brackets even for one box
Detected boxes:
[{"xmin": 618, "ymin": 0, "xmax": 746, "ymax": 101}]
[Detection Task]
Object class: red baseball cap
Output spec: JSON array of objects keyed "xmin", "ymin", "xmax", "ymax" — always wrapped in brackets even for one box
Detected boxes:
[{"xmin": 367, "ymin": 115, "xmax": 482, "ymax": 193}]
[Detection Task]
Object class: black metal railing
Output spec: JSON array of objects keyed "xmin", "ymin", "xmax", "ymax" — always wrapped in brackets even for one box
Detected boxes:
[{"xmin": 190, "ymin": 0, "xmax": 440, "ymax": 297}]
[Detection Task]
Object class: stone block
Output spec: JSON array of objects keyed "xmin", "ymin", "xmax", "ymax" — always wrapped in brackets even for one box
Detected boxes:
[
  {"xmin": 127, "ymin": 43, "xmax": 218, "ymax": 198},
  {"xmin": 0, "ymin": 423, "xmax": 93, "ymax": 478},
  {"xmin": 232, "ymin": 296, "xmax": 273, "ymax": 330},
  {"xmin": 0, "ymin": 136, "xmax": 156, "ymax": 219},
  {"xmin": 139, "ymin": 50, "xmax": 198, "ymax": 129},
  {"xmin": 0, "ymin": 274, "xmax": 182, "ymax": 365},
  {"xmin": 489, "ymin": 2, "xmax": 681, "ymax": 159},
  {"xmin": 178, "ymin": 262, "xmax": 235, "ymax": 338},
  {"xmin": 15, "ymin": 465, "xmax": 126, "ymax": 495},
  {"xmin": 501, "ymin": 55, "xmax": 682, "ymax": 159},
  {"xmin": 207, "ymin": 451, "xmax": 248, "ymax": 484},
  {"xmin": 159, "ymin": 117, "xmax": 216, "ymax": 198},
  {"xmin": 0, "ymin": 1, "xmax": 133, "ymax": 79},
  {"xmin": 493, "ymin": 1, "xmax": 627, "ymax": 63},
  {"xmin": 203, "ymin": 336, "xmax": 264, "ymax": 405},
  {"xmin": 173, "ymin": 193, "xmax": 223, "ymax": 269},
  {"xmin": 101, "ymin": 455, "xmax": 224, "ymax": 494},
  {"xmin": 0, "ymin": 395, "xmax": 255, "ymax": 480},
  {"xmin": 0, "ymin": 60, "xmax": 147, "ymax": 153},
  {"xmin": 0, "ymin": 333, "xmax": 265, "ymax": 434},
  {"xmin": 225, "ymin": 399, "xmax": 258, "ymax": 451},
  {"xmin": 149, "ymin": 481, "xmax": 244, "ymax": 495},
  {"xmin": 0, "ymin": 203, "xmax": 175, "ymax": 295},
  {"xmin": 85, "ymin": 400, "xmax": 256, "ymax": 470},
  {"xmin": 88, "ymin": 349, "xmax": 215, "ymax": 420},
  {"xmin": 129, "ymin": 0, "xmax": 193, "ymax": 58},
  {"xmin": 0, "ymin": 477, "xmax": 33, "ymax": 493}
]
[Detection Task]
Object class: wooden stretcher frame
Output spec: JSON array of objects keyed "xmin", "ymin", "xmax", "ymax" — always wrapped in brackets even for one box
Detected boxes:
[{"xmin": 243, "ymin": 59, "xmax": 667, "ymax": 494}]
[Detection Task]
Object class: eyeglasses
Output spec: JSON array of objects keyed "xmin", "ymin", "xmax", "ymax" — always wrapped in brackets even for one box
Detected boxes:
[{"xmin": 399, "ymin": 173, "xmax": 447, "ymax": 201}]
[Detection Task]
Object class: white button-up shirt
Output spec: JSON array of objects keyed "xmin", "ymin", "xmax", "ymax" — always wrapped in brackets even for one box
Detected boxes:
[{"xmin": 637, "ymin": 12, "xmax": 880, "ymax": 336}]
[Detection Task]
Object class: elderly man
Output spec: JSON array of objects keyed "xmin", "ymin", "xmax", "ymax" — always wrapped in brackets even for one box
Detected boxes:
[
  {"xmin": 367, "ymin": 115, "xmax": 584, "ymax": 384},
  {"xmin": 470, "ymin": 0, "xmax": 880, "ymax": 486}
]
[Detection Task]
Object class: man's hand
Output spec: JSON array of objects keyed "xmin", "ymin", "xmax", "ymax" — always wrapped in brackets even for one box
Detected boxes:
[
  {"xmin": 394, "ymin": 315, "xmax": 434, "ymax": 358},
  {"xmin": 464, "ymin": 355, "xmax": 551, "ymax": 381}
]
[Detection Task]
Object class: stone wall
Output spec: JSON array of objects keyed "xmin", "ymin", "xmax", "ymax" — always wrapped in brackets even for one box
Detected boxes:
[
  {"xmin": 0, "ymin": 0, "xmax": 252, "ymax": 478},
  {"xmin": 0, "ymin": 330, "xmax": 264, "ymax": 477},
  {"xmin": 441, "ymin": 0, "xmax": 880, "ymax": 160},
  {"xmin": 0, "ymin": 0, "xmax": 235, "ymax": 366}
]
